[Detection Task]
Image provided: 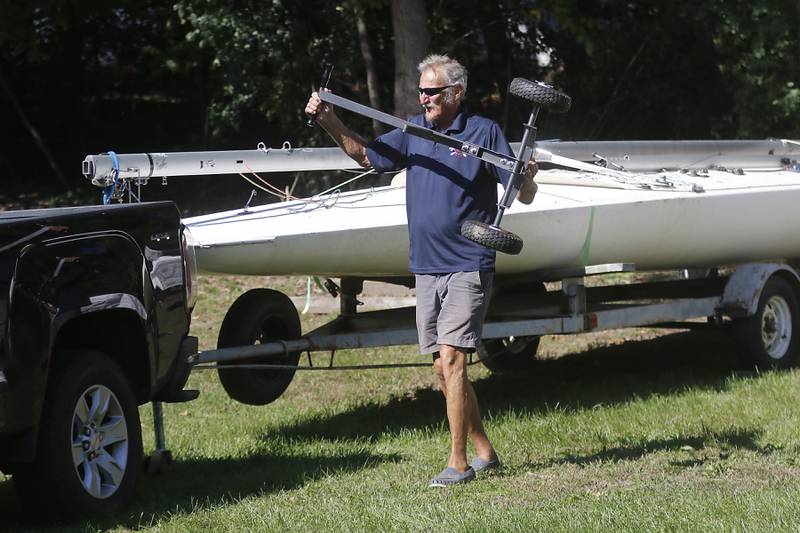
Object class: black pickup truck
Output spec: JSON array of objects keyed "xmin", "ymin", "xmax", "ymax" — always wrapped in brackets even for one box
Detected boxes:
[{"xmin": 0, "ymin": 201, "xmax": 197, "ymax": 517}]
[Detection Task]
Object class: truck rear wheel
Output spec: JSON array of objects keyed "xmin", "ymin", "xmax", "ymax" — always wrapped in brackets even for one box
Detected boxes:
[
  {"xmin": 13, "ymin": 350, "xmax": 142, "ymax": 519},
  {"xmin": 734, "ymin": 276, "xmax": 800, "ymax": 369},
  {"xmin": 217, "ymin": 289, "xmax": 301, "ymax": 405}
]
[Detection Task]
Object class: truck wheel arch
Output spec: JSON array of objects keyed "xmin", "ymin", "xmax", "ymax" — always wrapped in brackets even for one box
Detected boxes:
[{"xmin": 52, "ymin": 309, "xmax": 152, "ymax": 404}]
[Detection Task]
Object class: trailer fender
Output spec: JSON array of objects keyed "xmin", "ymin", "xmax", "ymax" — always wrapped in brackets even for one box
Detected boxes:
[{"xmin": 720, "ymin": 263, "xmax": 800, "ymax": 317}]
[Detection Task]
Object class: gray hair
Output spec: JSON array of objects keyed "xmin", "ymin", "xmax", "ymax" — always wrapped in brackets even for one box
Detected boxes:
[{"xmin": 417, "ymin": 54, "xmax": 468, "ymax": 95}]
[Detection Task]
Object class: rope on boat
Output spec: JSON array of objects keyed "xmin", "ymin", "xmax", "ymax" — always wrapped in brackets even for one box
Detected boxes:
[{"xmin": 236, "ymin": 141, "xmax": 380, "ymax": 206}]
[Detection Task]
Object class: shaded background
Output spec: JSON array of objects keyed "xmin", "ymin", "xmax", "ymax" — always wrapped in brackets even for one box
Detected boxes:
[{"xmin": 1, "ymin": 0, "xmax": 798, "ymax": 212}]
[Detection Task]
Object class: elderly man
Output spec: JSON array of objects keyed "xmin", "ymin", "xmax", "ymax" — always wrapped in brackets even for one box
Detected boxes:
[{"xmin": 305, "ymin": 54, "xmax": 536, "ymax": 486}]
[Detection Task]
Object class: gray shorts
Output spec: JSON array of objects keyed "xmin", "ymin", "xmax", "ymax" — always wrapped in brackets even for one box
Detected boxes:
[{"xmin": 415, "ymin": 271, "xmax": 494, "ymax": 354}]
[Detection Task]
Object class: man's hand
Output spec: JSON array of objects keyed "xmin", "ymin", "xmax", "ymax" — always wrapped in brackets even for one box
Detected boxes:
[
  {"xmin": 305, "ymin": 89, "xmax": 337, "ymax": 127},
  {"xmin": 516, "ymin": 160, "xmax": 538, "ymax": 205},
  {"xmin": 304, "ymin": 89, "xmax": 371, "ymax": 168}
]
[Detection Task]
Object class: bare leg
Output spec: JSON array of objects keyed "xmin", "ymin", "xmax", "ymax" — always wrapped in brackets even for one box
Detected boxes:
[{"xmin": 438, "ymin": 344, "xmax": 497, "ymax": 470}]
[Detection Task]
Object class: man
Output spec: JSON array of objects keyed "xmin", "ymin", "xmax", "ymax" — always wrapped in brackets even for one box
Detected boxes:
[{"xmin": 305, "ymin": 54, "xmax": 537, "ymax": 486}]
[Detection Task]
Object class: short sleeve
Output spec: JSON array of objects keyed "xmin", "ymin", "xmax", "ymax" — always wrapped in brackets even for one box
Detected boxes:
[{"xmin": 366, "ymin": 127, "xmax": 408, "ymax": 172}]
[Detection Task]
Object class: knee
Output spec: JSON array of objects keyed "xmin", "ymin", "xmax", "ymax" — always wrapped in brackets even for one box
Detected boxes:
[
  {"xmin": 433, "ymin": 357, "xmax": 445, "ymax": 380},
  {"xmin": 439, "ymin": 346, "xmax": 466, "ymax": 374}
]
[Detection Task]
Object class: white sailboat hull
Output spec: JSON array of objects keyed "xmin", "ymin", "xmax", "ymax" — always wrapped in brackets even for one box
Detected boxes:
[{"xmin": 184, "ymin": 165, "xmax": 800, "ymax": 278}]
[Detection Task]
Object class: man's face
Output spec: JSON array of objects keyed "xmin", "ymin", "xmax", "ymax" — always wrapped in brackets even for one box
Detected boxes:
[{"xmin": 419, "ymin": 68, "xmax": 459, "ymax": 127}]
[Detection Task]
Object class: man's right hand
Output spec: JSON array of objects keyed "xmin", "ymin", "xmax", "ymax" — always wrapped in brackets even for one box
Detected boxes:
[
  {"xmin": 305, "ymin": 90, "xmax": 334, "ymax": 126},
  {"xmin": 304, "ymin": 90, "xmax": 371, "ymax": 168}
]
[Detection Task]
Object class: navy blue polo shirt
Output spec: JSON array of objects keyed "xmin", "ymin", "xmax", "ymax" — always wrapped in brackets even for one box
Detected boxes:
[{"xmin": 366, "ymin": 106, "xmax": 513, "ymax": 274}]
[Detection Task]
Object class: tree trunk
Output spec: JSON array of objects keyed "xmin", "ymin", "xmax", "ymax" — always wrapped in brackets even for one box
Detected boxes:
[
  {"xmin": 0, "ymin": 68, "xmax": 70, "ymax": 188},
  {"xmin": 353, "ymin": 2, "xmax": 383, "ymax": 137},
  {"xmin": 391, "ymin": 0, "xmax": 430, "ymax": 118}
]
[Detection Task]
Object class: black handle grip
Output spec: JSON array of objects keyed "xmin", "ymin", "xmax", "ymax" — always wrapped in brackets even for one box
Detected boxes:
[{"xmin": 306, "ymin": 63, "xmax": 334, "ymax": 127}]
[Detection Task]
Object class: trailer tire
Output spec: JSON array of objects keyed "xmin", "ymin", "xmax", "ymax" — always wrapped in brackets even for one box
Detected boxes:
[
  {"xmin": 509, "ymin": 78, "xmax": 572, "ymax": 113},
  {"xmin": 217, "ymin": 289, "xmax": 301, "ymax": 405},
  {"xmin": 13, "ymin": 350, "xmax": 142, "ymax": 519},
  {"xmin": 477, "ymin": 336, "xmax": 541, "ymax": 374},
  {"xmin": 734, "ymin": 276, "xmax": 800, "ymax": 369},
  {"xmin": 477, "ymin": 281, "xmax": 546, "ymax": 373},
  {"xmin": 461, "ymin": 220, "xmax": 523, "ymax": 255}
]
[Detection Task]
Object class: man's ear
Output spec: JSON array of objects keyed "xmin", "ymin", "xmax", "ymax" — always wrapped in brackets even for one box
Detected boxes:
[{"xmin": 454, "ymin": 83, "xmax": 465, "ymax": 102}]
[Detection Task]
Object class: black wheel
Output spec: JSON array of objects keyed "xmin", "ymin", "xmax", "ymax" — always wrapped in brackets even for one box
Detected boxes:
[
  {"xmin": 13, "ymin": 351, "xmax": 143, "ymax": 519},
  {"xmin": 734, "ymin": 276, "xmax": 800, "ymax": 369},
  {"xmin": 478, "ymin": 281, "xmax": 545, "ymax": 373},
  {"xmin": 217, "ymin": 289, "xmax": 302, "ymax": 405},
  {"xmin": 461, "ymin": 219, "xmax": 523, "ymax": 255},
  {"xmin": 477, "ymin": 336, "xmax": 541, "ymax": 374},
  {"xmin": 509, "ymin": 78, "xmax": 572, "ymax": 113}
]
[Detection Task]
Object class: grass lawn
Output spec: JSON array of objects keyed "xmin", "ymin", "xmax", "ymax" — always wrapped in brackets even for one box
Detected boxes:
[{"xmin": 2, "ymin": 274, "xmax": 800, "ymax": 532}]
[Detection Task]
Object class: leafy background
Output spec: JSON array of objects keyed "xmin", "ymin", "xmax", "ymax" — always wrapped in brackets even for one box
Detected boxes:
[{"xmin": 1, "ymin": 0, "xmax": 798, "ymax": 208}]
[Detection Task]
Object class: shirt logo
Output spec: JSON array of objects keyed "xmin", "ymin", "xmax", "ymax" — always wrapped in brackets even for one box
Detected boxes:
[{"xmin": 448, "ymin": 147, "xmax": 468, "ymax": 158}]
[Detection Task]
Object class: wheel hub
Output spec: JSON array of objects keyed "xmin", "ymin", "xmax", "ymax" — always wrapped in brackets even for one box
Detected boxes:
[
  {"xmin": 761, "ymin": 295, "xmax": 792, "ymax": 359},
  {"xmin": 71, "ymin": 384, "xmax": 128, "ymax": 499}
]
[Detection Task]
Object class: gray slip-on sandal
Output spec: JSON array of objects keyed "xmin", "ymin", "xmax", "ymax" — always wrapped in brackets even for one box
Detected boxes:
[
  {"xmin": 428, "ymin": 467, "xmax": 476, "ymax": 487},
  {"xmin": 470, "ymin": 456, "xmax": 501, "ymax": 473}
]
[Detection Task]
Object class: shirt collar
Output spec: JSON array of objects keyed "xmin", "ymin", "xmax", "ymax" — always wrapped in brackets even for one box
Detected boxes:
[{"xmin": 424, "ymin": 104, "xmax": 468, "ymax": 134}]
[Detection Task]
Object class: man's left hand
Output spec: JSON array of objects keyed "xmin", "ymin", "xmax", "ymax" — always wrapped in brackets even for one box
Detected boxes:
[{"xmin": 517, "ymin": 160, "xmax": 538, "ymax": 205}]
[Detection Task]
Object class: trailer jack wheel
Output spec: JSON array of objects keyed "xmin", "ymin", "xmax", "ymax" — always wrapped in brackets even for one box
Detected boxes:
[
  {"xmin": 734, "ymin": 276, "xmax": 800, "ymax": 370},
  {"xmin": 461, "ymin": 220, "xmax": 523, "ymax": 255},
  {"xmin": 477, "ymin": 336, "xmax": 541, "ymax": 374},
  {"xmin": 217, "ymin": 289, "xmax": 302, "ymax": 405}
]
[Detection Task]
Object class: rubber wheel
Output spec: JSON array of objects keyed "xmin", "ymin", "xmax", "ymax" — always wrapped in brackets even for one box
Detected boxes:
[
  {"xmin": 217, "ymin": 289, "xmax": 302, "ymax": 405},
  {"xmin": 477, "ymin": 281, "xmax": 545, "ymax": 373},
  {"xmin": 734, "ymin": 276, "xmax": 800, "ymax": 369},
  {"xmin": 509, "ymin": 78, "xmax": 572, "ymax": 113},
  {"xmin": 461, "ymin": 219, "xmax": 523, "ymax": 255},
  {"xmin": 13, "ymin": 351, "xmax": 143, "ymax": 519},
  {"xmin": 478, "ymin": 336, "xmax": 541, "ymax": 374}
]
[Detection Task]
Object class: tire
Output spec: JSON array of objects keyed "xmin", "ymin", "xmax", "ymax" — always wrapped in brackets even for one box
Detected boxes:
[
  {"xmin": 477, "ymin": 336, "xmax": 541, "ymax": 374},
  {"xmin": 734, "ymin": 276, "xmax": 800, "ymax": 369},
  {"xmin": 461, "ymin": 219, "xmax": 523, "ymax": 255},
  {"xmin": 13, "ymin": 350, "xmax": 143, "ymax": 519},
  {"xmin": 509, "ymin": 78, "xmax": 572, "ymax": 113},
  {"xmin": 477, "ymin": 281, "xmax": 545, "ymax": 373},
  {"xmin": 217, "ymin": 289, "xmax": 302, "ymax": 405}
]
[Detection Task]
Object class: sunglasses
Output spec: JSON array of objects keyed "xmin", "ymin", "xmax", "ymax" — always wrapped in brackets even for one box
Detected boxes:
[{"xmin": 418, "ymin": 85, "xmax": 454, "ymax": 96}]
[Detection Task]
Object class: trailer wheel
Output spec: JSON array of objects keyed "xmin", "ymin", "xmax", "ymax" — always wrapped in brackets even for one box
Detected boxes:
[
  {"xmin": 13, "ymin": 350, "xmax": 142, "ymax": 518},
  {"xmin": 477, "ymin": 336, "xmax": 541, "ymax": 374},
  {"xmin": 461, "ymin": 220, "xmax": 523, "ymax": 255},
  {"xmin": 509, "ymin": 78, "xmax": 572, "ymax": 113},
  {"xmin": 217, "ymin": 289, "xmax": 301, "ymax": 405},
  {"xmin": 477, "ymin": 281, "xmax": 545, "ymax": 373},
  {"xmin": 734, "ymin": 276, "xmax": 800, "ymax": 369}
]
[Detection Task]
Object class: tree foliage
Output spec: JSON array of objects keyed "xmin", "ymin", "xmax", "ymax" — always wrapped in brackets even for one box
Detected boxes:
[{"xmin": 0, "ymin": 0, "xmax": 797, "ymax": 192}]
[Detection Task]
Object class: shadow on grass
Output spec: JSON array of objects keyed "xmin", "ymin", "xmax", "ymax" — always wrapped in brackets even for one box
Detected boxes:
[
  {"xmin": 273, "ymin": 328, "xmax": 756, "ymax": 442},
  {"xmin": 0, "ymin": 449, "xmax": 401, "ymax": 530},
  {"xmin": 0, "ymin": 328, "xmax": 765, "ymax": 530},
  {"xmin": 529, "ymin": 426, "xmax": 769, "ymax": 469}
]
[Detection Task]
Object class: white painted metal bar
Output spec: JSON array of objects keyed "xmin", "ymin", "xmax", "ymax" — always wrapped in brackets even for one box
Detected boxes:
[
  {"xmin": 82, "ymin": 146, "xmax": 362, "ymax": 186},
  {"xmin": 83, "ymin": 139, "xmax": 799, "ymax": 187}
]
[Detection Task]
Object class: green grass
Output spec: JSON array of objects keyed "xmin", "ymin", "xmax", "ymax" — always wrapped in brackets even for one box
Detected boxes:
[{"xmin": 3, "ymin": 274, "xmax": 800, "ymax": 532}]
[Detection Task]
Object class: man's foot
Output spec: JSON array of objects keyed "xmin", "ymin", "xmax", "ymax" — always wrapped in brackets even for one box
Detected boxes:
[
  {"xmin": 428, "ymin": 467, "xmax": 476, "ymax": 487},
  {"xmin": 470, "ymin": 456, "xmax": 501, "ymax": 473}
]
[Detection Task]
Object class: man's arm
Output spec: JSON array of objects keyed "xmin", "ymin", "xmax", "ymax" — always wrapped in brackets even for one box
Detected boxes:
[{"xmin": 305, "ymin": 91, "xmax": 371, "ymax": 168}]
